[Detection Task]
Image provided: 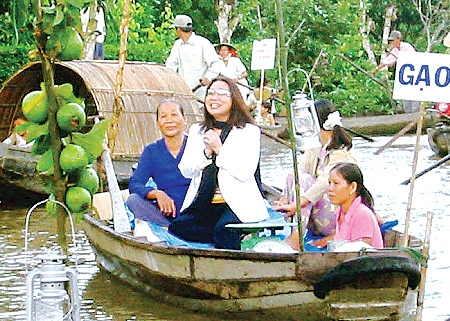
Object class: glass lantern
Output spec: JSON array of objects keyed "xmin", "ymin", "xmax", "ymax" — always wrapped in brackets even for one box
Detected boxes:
[
  {"xmin": 26, "ymin": 249, "xmax": 80, "ymax": 321},
  {"xmin": 290, "ymin": 92, "xmax": 321, "ymax": 151}
]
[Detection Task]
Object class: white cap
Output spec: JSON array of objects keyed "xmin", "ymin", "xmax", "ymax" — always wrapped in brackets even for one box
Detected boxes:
[
  {"xmin": 172, "ymin": 15, "xmax": 192, "ymax": 28},
  {"xmin": 388, "ymin": 30, "xmax": 402, "ymax": 40}
]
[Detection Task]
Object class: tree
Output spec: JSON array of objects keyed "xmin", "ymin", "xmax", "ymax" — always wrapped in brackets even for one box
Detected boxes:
[
  {"xmin": 15, "ymin": 0, "xmax": 108, "ymax": 248},
  {"xmin": 215, "ymin": 0, "xmax": 242, "ymax": 43},
  {"xmin": 411, "ymin": 0, "xmax": 450, "ymax": 52}
]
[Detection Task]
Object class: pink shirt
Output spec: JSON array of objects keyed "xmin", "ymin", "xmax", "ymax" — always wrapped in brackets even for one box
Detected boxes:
[
  {"xmin": 382, "ymin": 41, "xmax": 416, "ymax": 67},
  {"xmin": 334, "ymin": 196, "xmax": 384, "ymax": 248}
]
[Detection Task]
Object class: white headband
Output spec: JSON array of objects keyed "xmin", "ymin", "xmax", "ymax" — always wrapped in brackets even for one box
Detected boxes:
[{"xmin": 322, "ymin": 111, "xmax": 343, "ymax": 131}]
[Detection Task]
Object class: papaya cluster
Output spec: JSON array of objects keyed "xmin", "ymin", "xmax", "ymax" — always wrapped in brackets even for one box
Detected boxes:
[{"xmin": 21, "ymin": 82, "xmax": 100, "ymax": 217}]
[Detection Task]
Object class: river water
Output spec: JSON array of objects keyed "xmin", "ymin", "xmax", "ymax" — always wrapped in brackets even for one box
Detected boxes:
[{"xmin": 0, "ymin": 134, "xmax": 449, "ymax": 321}]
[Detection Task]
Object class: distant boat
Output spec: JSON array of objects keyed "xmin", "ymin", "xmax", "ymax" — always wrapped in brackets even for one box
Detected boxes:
[
  {"xmin": 0, "ymin": 60, "xmax": 202, "ymax": 194},
  {"xmin": 83, "ymin": 187, "xmax": 423, "ymax": 320}
]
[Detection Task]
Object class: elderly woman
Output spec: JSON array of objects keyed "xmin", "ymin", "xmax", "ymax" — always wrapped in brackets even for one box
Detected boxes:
[
  {"xmin": 127, "ymin": 100, "xmax": 191, "ymax": 227},
  {"xmin": 169, "ymin": 76, "xmax": 269, "ymax": 250}
]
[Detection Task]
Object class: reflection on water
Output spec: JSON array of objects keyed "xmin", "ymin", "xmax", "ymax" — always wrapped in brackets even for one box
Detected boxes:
[{"xmin": 0, "ymin": 134, "xmax": 449, "ymax": 321}]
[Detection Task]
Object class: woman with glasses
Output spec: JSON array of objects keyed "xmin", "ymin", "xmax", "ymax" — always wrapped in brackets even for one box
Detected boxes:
[{"xmin": 168, "ymin": 76, "xmax": 269, "ymax": 250}]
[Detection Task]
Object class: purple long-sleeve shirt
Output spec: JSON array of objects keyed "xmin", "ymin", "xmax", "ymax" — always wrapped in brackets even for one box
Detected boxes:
[{"xmin": 128, "ymin": 136, "xmax": 190, "ymax": 215}]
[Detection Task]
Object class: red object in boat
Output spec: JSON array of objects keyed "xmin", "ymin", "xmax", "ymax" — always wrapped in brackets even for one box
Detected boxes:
[{"xmin": 434, "ymin": 102, "xmax": 450, "ymax": 118}]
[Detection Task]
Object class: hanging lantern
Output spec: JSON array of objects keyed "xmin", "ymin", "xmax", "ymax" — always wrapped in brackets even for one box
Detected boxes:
[
  {"xmin": 26, "ymin": 248, "xmax": 80, "ymax": 321},
  {"xmin": 290, "ymin": 91, "xmax": 321, "ymax": 151},
  {"xmin": 24, "ymin": 199, "xmax": 81, "ymax": 321}
]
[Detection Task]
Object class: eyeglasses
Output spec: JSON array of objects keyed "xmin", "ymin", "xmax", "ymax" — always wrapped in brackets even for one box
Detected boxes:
[{"xmin": 206, "ymin": 89, "xmax": 231, "ymax": 97}]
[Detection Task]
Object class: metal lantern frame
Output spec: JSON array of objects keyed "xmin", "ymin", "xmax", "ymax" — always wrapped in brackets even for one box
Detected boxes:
[{"xmin": 24, "ymin": 199, "xmax": 81, "ymax": 321}]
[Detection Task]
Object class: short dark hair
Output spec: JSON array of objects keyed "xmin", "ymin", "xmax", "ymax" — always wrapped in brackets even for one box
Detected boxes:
[
  {"xmin": 156, "ymin": 99, "xmax": 184, "ymax": 120},
  {"xmin": 176, "ymin": 26, "xmax": 192, "ymax": 32}
]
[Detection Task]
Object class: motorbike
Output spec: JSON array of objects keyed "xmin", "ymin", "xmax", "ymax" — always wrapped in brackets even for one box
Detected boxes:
[{"xmin": 427, "ymin": 102, "xmax": 450, "ymax": 156}]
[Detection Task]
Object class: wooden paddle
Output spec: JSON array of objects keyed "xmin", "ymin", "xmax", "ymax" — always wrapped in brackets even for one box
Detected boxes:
[
  {"xmin": 400, "ymin": 153, "xmax": 450, "ymax": 185},
  {"xmin": 342, "ymin": 127, "xmax": 375, "ymax": 142},
  {"xmin": 101, "ymin": 148, "xmax": 131, "ymax": 233}
]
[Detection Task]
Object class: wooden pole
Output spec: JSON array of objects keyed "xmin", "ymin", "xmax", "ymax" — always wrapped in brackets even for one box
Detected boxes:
[
  {"xmin": 301, "ymin": 49, "xmax": 324, "ymax": 93},
  {"xmin": 374, "ymin": 117, "xmax": 418, "ymax": 155},
  {"xmin": 401, "ymin": 104, "xmax": 425, "ymax": 247},
  {"xmin": 105, "ymin": 0, "xmax": 131, "ymax": 232},
  {"xmin": 109, "ymin": 0, "xmax": 131, "ymax": 153},
  {"xmin": 274, "ymin": 0, "xmax": 304, "ymax": 252},
  {"xmin": 415, "ymin": 211, "xmax": 433, "ymax": 321}
]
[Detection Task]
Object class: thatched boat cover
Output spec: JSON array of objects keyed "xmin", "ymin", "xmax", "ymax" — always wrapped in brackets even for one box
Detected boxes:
[{"xmin": 0, "ymin": 60, "xmax": 202, "ymax": 159}]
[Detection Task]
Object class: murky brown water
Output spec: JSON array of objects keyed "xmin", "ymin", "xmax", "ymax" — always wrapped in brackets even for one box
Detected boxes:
[{"xmin": 0, "ymin": 134, "xmax": 449, "ymax": 321}]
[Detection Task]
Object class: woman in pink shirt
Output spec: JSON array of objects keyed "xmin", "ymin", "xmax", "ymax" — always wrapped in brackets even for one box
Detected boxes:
[{"xmin": 313, "ymin": 163, "xmax": 383, "ymax": 249}]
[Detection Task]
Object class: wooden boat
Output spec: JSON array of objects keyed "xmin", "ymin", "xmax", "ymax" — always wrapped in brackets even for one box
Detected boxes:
[
  {"xmin": 83, "ymin": 189, "xmax": 423, "ymax": 320},
  {"xmin": 0, "ymin": 60, "xmax": 202, "ymax": 194},
  {"xmin": 427, "ymin": 123, "xmax": 450, "ymax": 156}
]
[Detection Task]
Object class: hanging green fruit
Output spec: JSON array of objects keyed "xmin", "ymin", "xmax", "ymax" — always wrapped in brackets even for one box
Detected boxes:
[
  {"xmin": 76, "ymin": 166, "xmax": 100, "ymax": 194},
  {"xmin": 56, "ymin": 102, "xmax": 86, "ymax": 132},
  {"xmin": 21, "ymin": 90, "xmax": 48, "ymax": 124},
  {"xmin": 46, "ymin": 26, "xmax": 84, "ymax": 61},
  {"xmin": 65, "ymin": 186, "xmax": 92, "ymax": 213},
  {"xmin": 59, "ymin": 143, "xmax": 89, "ymax": 173},
  {"xmin": 46, "ymin": 194, "xmax": 58, "ymax": 216}
]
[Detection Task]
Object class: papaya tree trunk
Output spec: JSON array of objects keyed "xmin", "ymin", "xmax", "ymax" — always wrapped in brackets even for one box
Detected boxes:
[{"xmin": 34, "ymin": 3, "xmax": 67, "ymax": 249}]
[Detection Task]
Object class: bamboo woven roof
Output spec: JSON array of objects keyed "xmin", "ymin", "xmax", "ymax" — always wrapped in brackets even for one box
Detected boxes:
[{"xmin": 0, "ymin": 60, "xmax": 202, "ymax": 159}]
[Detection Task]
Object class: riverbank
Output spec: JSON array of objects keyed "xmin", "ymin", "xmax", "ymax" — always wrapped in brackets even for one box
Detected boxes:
[{"xmin": 274, "ymin": 112, "xmax": 433, "ymax": 137}]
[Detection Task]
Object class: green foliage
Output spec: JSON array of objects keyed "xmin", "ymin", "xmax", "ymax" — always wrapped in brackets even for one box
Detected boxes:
[
  {"xmin": 2, "ymin": 0, "xmax": 449, "ymax": 118},
  {"xmin": 0, "ymin": 46, "xmax": 32, "ymax": 85},
  {"xmin": 36, "ymin": 149, "xmax": 54, "ymax": 174},
  {"xmin": 71, "ymin": 119, "xmax": 109, "ymax": 162}
]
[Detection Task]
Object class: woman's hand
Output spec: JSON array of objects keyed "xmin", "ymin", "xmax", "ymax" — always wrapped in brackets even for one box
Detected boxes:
[
  {"xmin": 311, "ymin": 235, "xmax": 334, "ymax": 248},
  {"xmin": 147, "ymin": 190, "xmax": 176, "ymax": 217},
  {"xmin": 273, "ymin": 196, "xmax": 310, "ymax": 218},
  {"xmin": 203, "ymin": 129, "xmax": 222, "ymax": 155},
  {"xmin": 273, "ymin": 202, "xmax": 296, "ymax": 217}
]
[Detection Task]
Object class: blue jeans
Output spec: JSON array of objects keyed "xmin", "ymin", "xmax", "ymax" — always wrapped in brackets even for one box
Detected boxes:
[{"xmin": 127, "ymin": 193, "xmax": 175, "ymax": 227}]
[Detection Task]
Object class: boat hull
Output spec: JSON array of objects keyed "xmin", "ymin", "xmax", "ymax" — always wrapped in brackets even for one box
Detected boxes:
[
  {"xmin": 427, "ymin": 123, "xmax": 450, "ymax": 156},
  {"xmin": 83, "ymin": 213, "xmax": 421, "ymax": 320},
  {"xmin": 0, "ymin": 143, "xmax": 50, "ymax": 195}
]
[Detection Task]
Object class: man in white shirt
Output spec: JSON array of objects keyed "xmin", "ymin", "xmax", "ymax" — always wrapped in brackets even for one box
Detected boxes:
[{"xmin": 165, "ymin": 15, "xmax": 223, "ymax": 105}]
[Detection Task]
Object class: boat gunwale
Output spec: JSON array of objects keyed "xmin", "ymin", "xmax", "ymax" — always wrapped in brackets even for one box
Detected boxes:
[
  {"xmin": 83, "ymin": 213, "xmax": 299, "ymax": 262},
  {"xmin": 83, "ymin": 212, "xmax": 421, "ymax": 263}
]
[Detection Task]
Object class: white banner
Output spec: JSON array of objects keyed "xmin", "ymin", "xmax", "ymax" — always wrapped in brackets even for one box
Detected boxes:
[
  {"xmin": 393, "ymin": 51, "xmax": 450, "ymax": 102},
  {"xmin": 250, "ymin": 38, "xmax": 276, "ymax": 70}
]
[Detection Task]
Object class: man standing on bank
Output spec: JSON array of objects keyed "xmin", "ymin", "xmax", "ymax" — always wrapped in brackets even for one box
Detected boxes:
[
  {"xmin": 165, "ymin": 15, "xmax": 223, "ymax": 105},
  {"xmin": 369, "ymin": 30, "xmax": 419, "ymax": 113}
]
